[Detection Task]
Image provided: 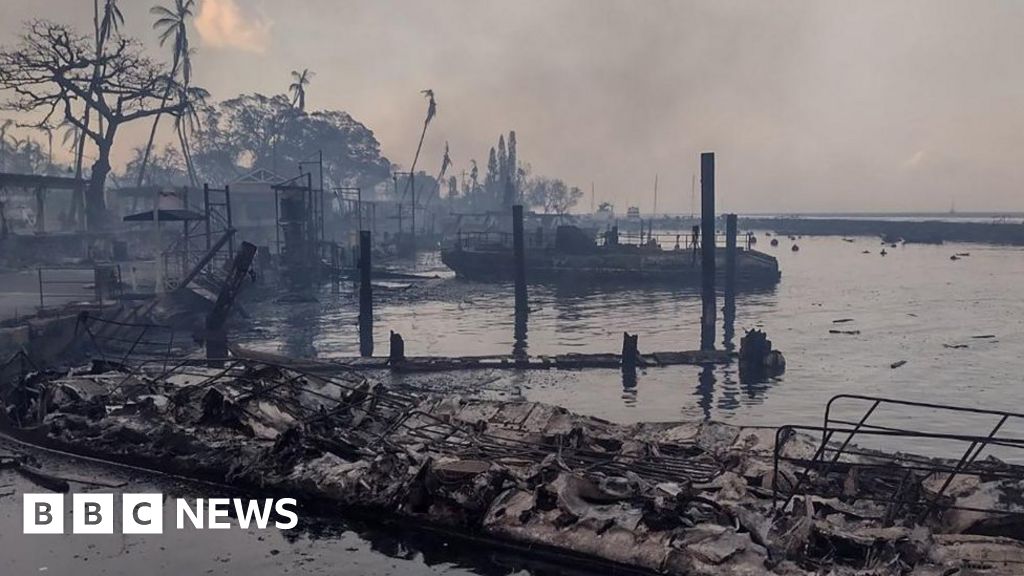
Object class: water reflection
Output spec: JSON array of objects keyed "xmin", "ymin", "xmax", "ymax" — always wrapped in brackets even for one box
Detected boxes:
[
  {"xmin": 279, "ymin": 300, "xmax": 319, "ymax": 358},
  {"xmin": 722, "ymin": 289, "xmax": 736, "ymax": 351},
  {"xmin": 513, "ymin": 304, "xmax": 528, "ymax": 360},
  {"xmin": 295, "ymin": 515, "xmax": 615, "ymax": 576},
  {"xmin": 696, "ymin": 364, "xmax": 716, "ymax": 420},
  {"xmin": 621, "ymin": 367, "xmax": 638, "ymax": 406}
]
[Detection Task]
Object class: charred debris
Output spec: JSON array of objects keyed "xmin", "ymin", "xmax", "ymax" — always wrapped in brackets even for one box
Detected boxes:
[{"xmin": 3, "ymin": 357, "xmax": 1024, "ymax": 575}]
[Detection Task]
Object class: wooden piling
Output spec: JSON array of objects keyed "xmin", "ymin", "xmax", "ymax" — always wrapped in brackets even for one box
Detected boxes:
[
  {"xmin": 389, "ymin": 330, "xmax": 405, "ymax": 364},
  {"xmin": 359, "ymin": 230, "xmax": 373, "ymax": 357},
  {"xmin": 621, "ymin": 332, "xmax": 639, "ymax": 370},
  {"xmin": 512, "ymin": 205, "xmax": 528, "ymax": 320},
  {"xmin": 513, "ymin": 205, "xmax": 528, "ymax": 361},
  {"xmin": 700, "ymin": 152, "xmax": 716, "ymax": 352},
  {"xmin": 723, "ymin": 214, "xmax": 737, "ymax": 350}
]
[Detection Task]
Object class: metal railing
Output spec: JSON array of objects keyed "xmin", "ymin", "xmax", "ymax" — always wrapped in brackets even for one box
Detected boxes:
[
  {"xmin": 772, "ymin": 394, "xmax": 1024, "ymax": 524},
  {"xmin": 36, "ymin": 265, "xmax": 122, "ymax": 310},
  {"xmin": 448, "ymin": 230, "xmax": 755, "ymax": 252}
]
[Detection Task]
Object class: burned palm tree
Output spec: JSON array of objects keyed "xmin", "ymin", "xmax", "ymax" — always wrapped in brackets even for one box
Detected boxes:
[
  {"xmin": 136, "ymin": 0, "xmax": 195, "ymax": 187},
  {"xmin": 289, "ymin": 69, "xmax": 314, "ymax": 112},
  {"xmin": 410, "ymin": 89, "xmax": 437, "ymax": 176},
  {"xmin": 174, "ymin": 84, "xmax": 209, "ymax": 186},
  {"xmin": 424, "ymin": 141, "xmax": 452, "ymax": 210},
  {"xmin": 400, "ymin": 89, "xmax": 437, "ymax": 249}
]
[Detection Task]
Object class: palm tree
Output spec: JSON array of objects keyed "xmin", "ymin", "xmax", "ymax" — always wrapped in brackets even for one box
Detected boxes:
[
  {"xmin": 97, "ymin": 0, "xmax": 124, "ymax": 47},
  {"xmin": 174, "ymin": 84, "xmax": 209, "ymax": 186},
  {"xmin": 136, "ymin": 0, "xmax": 195, "ymax": 187},
  {"xmin": 411, "ymin": 90, "xmax": 437, "ymax": 173},
  {"xmin": 401, "ymin": 89, "xmax": 437, "ymax": 245},
  {"xmin": 289, "ymin": 69, "xmax": 314, "ymax": 112}
]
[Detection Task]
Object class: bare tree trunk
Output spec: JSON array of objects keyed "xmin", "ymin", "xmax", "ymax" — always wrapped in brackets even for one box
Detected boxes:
[
  {"xmin": 85, "ymin": 124, "xmax": 117, "ymax": 230},
  {"xmin": 86, "ymin": 149, "xmax": 112, "ymax": 229}
]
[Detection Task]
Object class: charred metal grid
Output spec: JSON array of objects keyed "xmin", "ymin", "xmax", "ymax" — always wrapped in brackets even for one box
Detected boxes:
[
  {"xmin": 772, "ymin": 394, "xmax": 1024, "ymax": 524},
  {"xmin": 384, "ymin": 408, "xmax": 722, "ymax": 485}
]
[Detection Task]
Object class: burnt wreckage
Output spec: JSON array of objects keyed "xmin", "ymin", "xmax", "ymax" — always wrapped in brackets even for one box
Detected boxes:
[
  {"xmin": 442, "ymin": 224, "xmax": 782, "ymax": 287},
  {"xmin": 3, "ymin": 355, "xmax": 1024, "ymax": 575}
]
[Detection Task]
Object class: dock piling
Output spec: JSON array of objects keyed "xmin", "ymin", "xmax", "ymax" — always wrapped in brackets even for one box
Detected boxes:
[
  {"xmin": 621, "ymin": 332, "xmax": 639, "ymax": 370},
  {"xmin": 724, "ymin": 213, "xmax": 737, "ymax": 350},
  {"xmin": 512, "ymin": 205, "xmax": 529, "ymax": 362},
  {"xmin": 389, "ymin": 330, "xmax": 405, "ymax": 365},
  {"xmin": 700, "ymin": 152, "xmax": 716, "ymax": 352}
]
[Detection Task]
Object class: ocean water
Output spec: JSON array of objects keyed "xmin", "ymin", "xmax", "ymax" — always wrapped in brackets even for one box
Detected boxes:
[
  {"xmin": 238, "ymin": 235, "xmax": 1024, "ymax": 436},
  {"xmin": 9, "ymin": 234, "xmax": 1024, "ymax": 576}
]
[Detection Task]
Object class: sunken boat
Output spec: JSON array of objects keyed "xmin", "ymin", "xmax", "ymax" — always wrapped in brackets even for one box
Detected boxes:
[{"xmin": 441, "ymin": 225, "xmax": 782, "ymax": 287}]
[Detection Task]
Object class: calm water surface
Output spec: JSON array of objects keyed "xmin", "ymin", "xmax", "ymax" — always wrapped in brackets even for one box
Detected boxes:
[
  {"xmin": 237, "ymin": 235, "xmax": 1024, "ymax": 439},
  {"xmin": 11, "ymin": 235, "xmax": 1024, "ymax": 576}
]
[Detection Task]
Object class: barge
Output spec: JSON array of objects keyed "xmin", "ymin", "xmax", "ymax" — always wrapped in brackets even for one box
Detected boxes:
[{"xmin": 442, "ymin": 225, "xmax": 781, "ymax": 287}]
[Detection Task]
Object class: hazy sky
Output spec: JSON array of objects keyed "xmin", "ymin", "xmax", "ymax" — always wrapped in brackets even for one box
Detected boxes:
[{"xmin": 2, "ymin": 0, "xmax": 1023, "ymax": 213}]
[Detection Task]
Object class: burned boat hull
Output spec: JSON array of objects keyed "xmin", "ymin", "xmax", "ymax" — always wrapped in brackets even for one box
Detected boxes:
[{"xmin": 441, "ymin": 245, "xmax": 782, "ymax": 287}]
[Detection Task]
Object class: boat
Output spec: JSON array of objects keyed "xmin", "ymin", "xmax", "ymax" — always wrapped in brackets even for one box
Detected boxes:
[{"xmin": 442, "ymin": 225, "xmax": 781, "ymax": 287}]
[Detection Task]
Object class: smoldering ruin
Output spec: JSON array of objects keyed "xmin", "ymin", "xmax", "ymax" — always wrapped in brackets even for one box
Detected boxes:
[
  {"xmin": 5, "ymin": 353, "xmax": 1024, "ymax": 575},
  {"xmin": 3, "ymin": 4, "xmax": 1024, "ymax": 575}
]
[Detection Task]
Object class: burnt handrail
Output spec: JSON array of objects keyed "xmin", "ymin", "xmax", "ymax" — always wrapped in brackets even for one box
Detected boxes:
[{"xmin": 773, "ymin": 394, "xmax": 1024, "ymax": 523}]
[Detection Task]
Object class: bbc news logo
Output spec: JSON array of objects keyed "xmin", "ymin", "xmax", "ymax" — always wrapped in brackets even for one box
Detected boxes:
[{"xmin": 23, "ymin": 494, "xmax": 299, "ymax": 534}]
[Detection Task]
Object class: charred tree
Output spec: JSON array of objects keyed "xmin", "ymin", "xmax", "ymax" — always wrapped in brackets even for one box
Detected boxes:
[{"xmin": 0, "ymin": 22, "xmax": 189, "ymax": 229}]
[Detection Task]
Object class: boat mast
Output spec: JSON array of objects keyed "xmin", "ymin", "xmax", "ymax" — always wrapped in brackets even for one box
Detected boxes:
[
  {"xmin": 653, "ymin": 174, "xmax": 658, "ymax": 217},
  {"xmin": 690, "ymin": 173, "xmax": 696, "ymax": 219}
]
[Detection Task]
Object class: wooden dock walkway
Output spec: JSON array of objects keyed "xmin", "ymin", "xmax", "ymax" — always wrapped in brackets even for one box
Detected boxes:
[{"xmin": 231, "ymin": 346, "xmax": 733, "ymax": 373}]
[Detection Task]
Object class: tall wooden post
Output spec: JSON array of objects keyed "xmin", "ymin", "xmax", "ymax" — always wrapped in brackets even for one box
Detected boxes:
[
  {"xmin": 700, "ymin": 152, "xmax": 716, "ymax": 352},
  {"xmin": 359, "ymin": 230, "xmax": 373, "ymax": 357},
  {"xmin": 723, "ymin": 213, "xmax": 737, "ymax": 350},
  {"xmin": 512, "ymin": 205, "xmax": 528, "ymax": 360}
]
